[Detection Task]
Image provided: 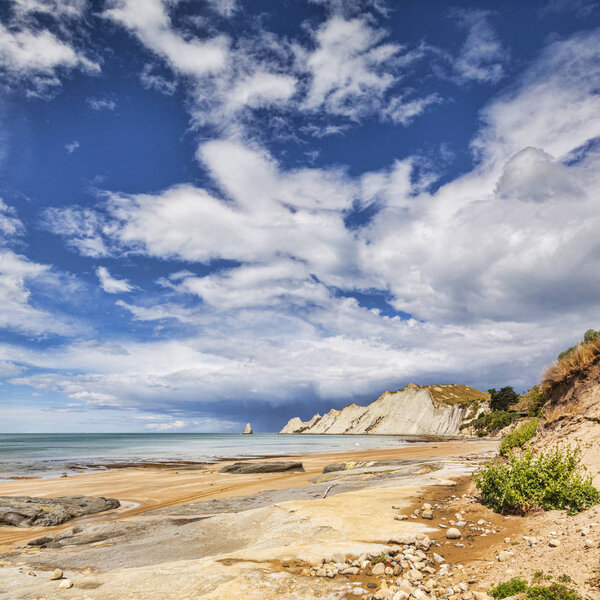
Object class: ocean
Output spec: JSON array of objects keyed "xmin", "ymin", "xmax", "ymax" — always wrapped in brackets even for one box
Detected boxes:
[{"xmin": 0, "ymin": 433, "xmax": 422, "ymax": 480}]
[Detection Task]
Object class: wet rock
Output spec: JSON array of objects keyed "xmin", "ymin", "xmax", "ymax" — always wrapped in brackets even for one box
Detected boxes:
[
  {"xmin": 219, "ymin": 461, "xmax": 304, "ymax": 474},
  {"xmin": 0, "ymin": 497, "xmax": 120, "ymax": 528},
  {"xmin": 322, "ymin": 463, "xmax": 347, "ymax": 474}
]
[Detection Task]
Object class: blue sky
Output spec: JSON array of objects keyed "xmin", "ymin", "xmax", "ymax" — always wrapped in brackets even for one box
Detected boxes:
[{"xmin": 1, "ymin": 0, "xmax": 600, "ymax": 433}]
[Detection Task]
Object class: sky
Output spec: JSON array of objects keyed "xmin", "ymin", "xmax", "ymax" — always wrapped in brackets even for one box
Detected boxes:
[{"xmin": 0, "ymin": 0, "xmax": 600, "ymax": 433}]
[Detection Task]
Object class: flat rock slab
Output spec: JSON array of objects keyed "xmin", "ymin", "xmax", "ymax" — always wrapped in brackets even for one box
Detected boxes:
[
  {"xmin": 219, "ymin": 461, "xmax": 304, "ymax": 474},
  {"xmin": 0, "ymin": 496, "xmax": 120, "ymax": 528}
]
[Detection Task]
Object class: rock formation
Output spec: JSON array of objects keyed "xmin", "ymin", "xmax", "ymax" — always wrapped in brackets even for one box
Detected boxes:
[
  {"xmin": 242, "ymin": 423, "xmax": 253, "ymax": 434},
  {"xmin": 0, "ymin": 496, "xmax": 120, "ymax": 528},
  {"xmin": 219, "ymin": 461, "xmax": 304, "ymax": 474},
  {"xmin": 280, "ymin": 383, "xmax": 489, "ymax": 436}
]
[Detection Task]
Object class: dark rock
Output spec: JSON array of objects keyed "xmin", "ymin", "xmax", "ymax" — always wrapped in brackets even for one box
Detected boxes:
[
  {"xmin": 0, "ymin": 496, "xmax": 120, "ymax": 528},
  {"xmin": 219, "ymin": 461, "xmax": 304, "ymax": 474},
  {"xmin": 322, "ymin": 463, "xmax": 347, "ymax": 474}
]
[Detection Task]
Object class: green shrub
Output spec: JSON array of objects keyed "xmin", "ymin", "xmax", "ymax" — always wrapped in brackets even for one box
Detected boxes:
[
  {"xmin": 474, "ymin": 446, "xmax": 600, "ymax": 514},
  {"xmin": 490, "ymin": 579, "xmax": 580, "ymax": 600},
  {"xmin": 466, "ymin": 411, "xmax": 518, "ymax": 435},
  {"xmin": 490, "ymin": 577, "xmax": 528, "ymax": 598},
  {"xmin": 527, "ymin": 583, "xmax": 580, "ymax": 600},
  {"xmin": 499, "ymin": 419, "xmax": 540, "ymax": 456},
  {"xmin": 519, "ymin": 385, "xmax": 548, "ymax": 417}
]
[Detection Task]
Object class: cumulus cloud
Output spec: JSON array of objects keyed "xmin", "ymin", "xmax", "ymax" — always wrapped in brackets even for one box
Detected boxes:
[
  {"xmin": 96, "ymin": 266, "xmax": 133, "ymax": 294},
  {"xmin": 33, "ymin": 27, "xmax": 600, "ymax": 424}
]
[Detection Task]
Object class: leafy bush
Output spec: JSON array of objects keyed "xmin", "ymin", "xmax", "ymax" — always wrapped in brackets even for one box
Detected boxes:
[
  {"xmin": 474, "ymin": 446, "xmax": 600, "ymax": 514},
  {"xmin": 499, "ymin": 419, "xmax": 540, "ymax": 456},
  {"xmin": 488, "ymin": 386, "xmax": 520, "ymax": 411},
  {"xmin": 525, "ymin": 386, "xmax": 547, "ymax": 417},
  {"xmin": 490, "ymin": 579, "xmax": 580, "ymax": 600},
  {"xmin": 464, "ymin": 410, "xmax": 518, "ymax": 436},
  {"xmin": 490, "ymin": 578, "xmax": 528, "ymax": 598},
  {"xmin": 527, "ymin": 584, "xmax": 580, "ymax": 600}
]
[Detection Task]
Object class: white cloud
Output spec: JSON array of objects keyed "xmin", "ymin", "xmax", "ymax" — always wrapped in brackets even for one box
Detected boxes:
[
  {"xmin": 0, "ymin": 1, "xmax": 99, "ymax": 96},
  {"xmin": 0, "ymin": 199, "xmax": 24, "ymax": 240},
  {"xmin": 0, "ymin": 250, "xmax": 81, "ymax": 336},
  {"xmin": 145, "ymin": 419, "xmax": 185, "ymax": 431},
  {"xmin": 10, "ymin": 0, "xmax": 87, "ymax": 20},
  {"xmin": 103, "ymin": 0, "xmax": 228, "ymax": 78},
  {"xmin": 65, "ymin": 140, "xmax": 79, "ymax": 153},
  {"xmin": 139, "ymin": 63, "xmax": 176, "ymax": 95},
  {"xmin": 86, "ymin": 96, "xmax": 116, "ymax": 111},
  {"xmin": 540, "ymin": 0, "xmax": 598, "ymax": 18},
  {"xmin": 205, "ymin": 0, "xmax": 238, "ymax": 18},
  {"xmin": 299, "ymin": 16, "xmax": 432, "ymax": 123},
  {"xmin": 450, "ymin": 9, "xmax": 508, "ymax": 85},
  {"xmin": 8, "ymin": 26, "xmax": 600, "ymax": 428},
  {"xmin": 96, "ymin": 266, "xmax": 133, "ymax": 294}
]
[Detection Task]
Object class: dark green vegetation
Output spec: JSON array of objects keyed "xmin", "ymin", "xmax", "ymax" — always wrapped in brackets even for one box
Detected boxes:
[
  {"xmin": 490, "ymin": 578, "xmax": 528, "ymax": 598},
  {"xmin": 488, "ymin": 386, "xmax": 520, "ymax": 411},
  {"xmin": 461, "ymin": 410, "xmax": 518, "ymax": 436},
  {"xmin": 474, "ymin": 446, "xmax": 600, "ymax": 515},
  {"xmin": 525, "ymin": 386, "xmax": 547, "ymax": 417},
  {"xmin": 490, "ymin": 577, "xmax": 580, "ymax": 600},
  {"xmin": 499, "ymin": 418, "xmax": 540, "ymax": 456}
]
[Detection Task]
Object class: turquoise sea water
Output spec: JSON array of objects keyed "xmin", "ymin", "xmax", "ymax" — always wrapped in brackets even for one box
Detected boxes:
[{"xmin": 0, "ymin": 433, "xmax": 420, "ymax": 480}]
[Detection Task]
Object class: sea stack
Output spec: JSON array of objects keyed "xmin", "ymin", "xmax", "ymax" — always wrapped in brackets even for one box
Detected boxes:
[{"xmin": 242, "ymin": 423, "xmax": 253, "ymax": 434}]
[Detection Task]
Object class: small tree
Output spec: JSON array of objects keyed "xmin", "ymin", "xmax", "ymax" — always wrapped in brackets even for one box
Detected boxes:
[{"xmin": 488, "ymin": 386, "xmax": 519, "ymax": 412}]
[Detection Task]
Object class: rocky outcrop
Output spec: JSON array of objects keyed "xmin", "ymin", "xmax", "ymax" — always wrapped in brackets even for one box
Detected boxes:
[
  {"xmin": 242, "ymin": 423, "xmax": 253, "ymax": 434},
  {"xmin": 280, "ymin": 383, "xmax": 489, "ymax": 436},
  {"xmin": 219, "ymin": 461, "xmax": 304, "ymax": 474},
  {"xmin": 0, "ymin": 496, "xmax": 120, "ymax": 528}
]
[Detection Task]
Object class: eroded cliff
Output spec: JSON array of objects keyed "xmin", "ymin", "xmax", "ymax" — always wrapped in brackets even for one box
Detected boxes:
[{"xmin": 280, "ymin": 384, "xmax": 489, "ymax": 436}]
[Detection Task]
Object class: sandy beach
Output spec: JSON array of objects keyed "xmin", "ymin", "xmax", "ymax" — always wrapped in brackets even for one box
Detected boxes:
[
  {"xmin": 0, "ymin": 439, "xmax": 496, "ymax": 550},
  {"xmin": 0, "ymin": 438, "xmax": 511, "ymax": 598}
]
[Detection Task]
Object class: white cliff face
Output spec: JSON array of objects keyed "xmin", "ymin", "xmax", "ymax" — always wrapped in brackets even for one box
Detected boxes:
[{"xmin": 279, "ymin": 384, "xmax": 487, "ymax": 436}]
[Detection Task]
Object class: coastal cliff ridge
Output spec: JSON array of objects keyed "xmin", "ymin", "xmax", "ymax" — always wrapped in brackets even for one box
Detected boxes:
[{"xmin": 280, "ymin": 383, "xmax": 489, "ymax": 436}]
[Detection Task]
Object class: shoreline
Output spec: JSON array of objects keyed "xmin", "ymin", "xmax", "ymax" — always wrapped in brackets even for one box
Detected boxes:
[
  {"xmin": 0, "ymin": 438, "xmax": 497, "ymax": 552},
  {"xmin": 0, "ymin": 433, "xmax": 490, "ymax": 482}
]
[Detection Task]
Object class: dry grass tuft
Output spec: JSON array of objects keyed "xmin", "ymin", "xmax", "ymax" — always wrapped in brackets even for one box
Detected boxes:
[{"xmin": 542, "ymin": 338, "xmax": 600, "ymax": 392}]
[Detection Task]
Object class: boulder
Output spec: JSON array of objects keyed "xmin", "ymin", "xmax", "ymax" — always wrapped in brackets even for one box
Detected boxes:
[
  {"xmin": 446, "ymin": 528, "xmax": 461, "ymax": 539},
  {"xmin": 322, "ymin": 463, "xmax": 348, "ymax": 474},
  {"xmin": 219, "ymin": 461, "xmax": 304, "ymax": 474},
  {"xmin": 0, "ymin": 497, "xmax": 120, "ymax": 528}
]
